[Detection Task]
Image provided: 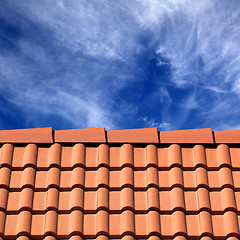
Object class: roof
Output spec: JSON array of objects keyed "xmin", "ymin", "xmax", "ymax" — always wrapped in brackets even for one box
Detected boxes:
[{"xmin": 0, "ymin": 127, "xmax": 240, "ymax": 239}]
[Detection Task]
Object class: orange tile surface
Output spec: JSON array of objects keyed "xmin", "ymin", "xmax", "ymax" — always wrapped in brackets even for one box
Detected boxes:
[
  {"xmin": 160, "ymin": 128, "xmax": 214, "ymax": 143},
  {"xmin": 54, "ymin": 128, "xmax": 106, "ymax": 143},
  {"xmin": 0, "ymin": 127, "xmax": 53, "ymax": 143},
  {"xmin": 107, "ymin": 128, "xmax": 159, "ymax": 143},
  {"xmin": 214, "ymin": 129, "xmax": 240, "ymax": 143},
  {"xmin": 0, "ymin": 127, "xmax": 240, "ymax": 239}
]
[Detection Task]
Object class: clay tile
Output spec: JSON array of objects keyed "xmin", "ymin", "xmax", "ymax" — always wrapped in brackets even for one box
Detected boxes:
[
  {"xmin": 0, "ymin": 188, "xmax": 8, "ymax": 210},
  {"xmin": 146, "ymin": 145, "xmax": 158, "ymax": 166},
  {"xmin": 54, "ymin": 127, "xmax": 106, "ymax": 143},
  {"xmin": 147, "ymin": 210, "xmax": 160, "ymax": 233},
  {"xmin": 223, "ymin": 211, "xmax": 239, "ymax": 235},
  {"xmin": 97, "ymin": 187, "xmax": 109, "ymax": 209},
  {"xmin": 23, "ymin": 144, "xmax": 38, "ymax": 166},
  {"xmin": 216, "ymin": 144, "xmax": 231, "ymax": 167},
  {"xmin": 147, "ymin": 187, "xmax": 159, "ymax": 209},
  {"xmin": 199, "ymin": 211, "xmax": 213, "ymax": 235},
  {"xmin": 44, "ymin": 210, "xmax": 58, "ymax": 234},
  {"xmin": 146, "ymin": 167, "xmax": 159, "ymax": 186},
  {"xmin": 219, "ymin": 167, "xmax": 234, "ymax": 187},
  {"xmin": 195, "ymin": 167, "xmax": 209, "ymax": 187},
  {"xmin": 0, "ymin": 211, "xmax": 6, "ymax": 235},
  {"xmin": 193, "ymin": 145, "xmax": 207, "ymax": 166},
  {"xmin": 16, "ymin": 210, "xmax": 32, "ymax": 234},
  {"xmin": 121, "ymin": 210, "xmax": 135, "ymax": 233},
  {"xmin": 214, "ymin": 129, "xmax": 240, "ymax": 143},
  {"xmin": 71, "ymin": 167, "xmax": 85, "ymax": 187},
  {"xmin": 71, "ymin": 144, "xmax": 85, "ymax": 166},
  {"xmin": 120, "ymin": 188, "xmax": 134, "ymax": 209},
  {"xmin": 160, "ymin": 128, "xmax": 214, "ymax": 144},
  {"xmin": 48, "ymin": 168, "xmax": 61, "ymax": 187},
  {"xmin": 68, "ymin": 210, "xmax": 83, "ymax": 233},
  {"xmin": 172, "ymin": 211, "xmax": 187, "ymax": 234},
  {"xmin": 96, "ymin": 210, "xmax": 109, "ymax": 234},
  {"xmin": 107, "ymin": 127, "xmax": 159, "ymax": 143},
  {"xmin": 120, "ymin": 167, "xmax": 134, "ymax": 186},
  {"xmin": 169, "ymin": 167, "xmax": 183, "ymax": 187},
  {"xmin": 120, "ymin": 144, "xmax": 133, "ymax": 166},
  {"xmin": 197, "ymin": 188, "xmax": 211, "ymax": 210},
  {"xmin": 19, "ymin": 188, "xmax": 34, "ymax": 209},
  {"xmin": 170, "ymin": 187, "xmax": 185, "ymax": 210},
  {"xmin": 46, "ymin": 188, "xmax": 59, "ymax": 209},
  {"xmin": 168, "ymin": 144, "xmax": 182, "ymax": 166},
  {"xmin": 0, "ymin": 127, "xmax": 53, "ymax": 143},
  {"xmin": 48, "ymin": 143, "xmax": 62, "ymax": 166},
  {"xmin": 21, "ymin": 167, "xmax": 36, "ymax": 187},
  {"xmin": 69, "ymin": 188, "xmax": 84, "ymax": 210},
  {"xmin": 0, "ymin": 144, "xmax": 14, "ymax": 166},
  {"xmin": 221, "ymin": 188, "xmax": 237, "ymax": 211},
  {"xmin": 98, "ymin": 144, "xmax": 109, "ymax": 166},
  {"xmin": 0, "ymin": 167, "xmax": 11, "ymax": 187},
  {"xmin": 97, "ymin": 167, "xmax": 109, "ymax": 186}
]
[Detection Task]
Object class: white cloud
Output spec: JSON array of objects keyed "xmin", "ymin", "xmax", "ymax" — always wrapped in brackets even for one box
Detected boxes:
[
  {"xmin": 0, "ymin": 1, "xmax": 145, "ymax": 129},
  {"xmin": 142, "ymin": 116, "xmax": 171, "ymax": 130},
  {"xmin": 0, "ymin": 0, "xmax": 240, "ymax": 130},
  {"xmin": 150, "ymin": 0, "xmax": 240, "ymax": 91}
]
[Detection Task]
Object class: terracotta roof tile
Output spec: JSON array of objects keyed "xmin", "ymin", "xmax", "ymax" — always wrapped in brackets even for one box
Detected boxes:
[
  {"xmin": 160, "ymin": 128, "xmax": 214, "ymax": 143},
  {"xmin": 54, "ymin": 127, "xmax": 106, "ymax": 143},
  {"xmin": 107, "ymin": 127, "xmax": 159, "ymax": 143},
  {"xmin": 0, "ymin": 127, "xmax": 240, "ymax": 239},
  {"xmin": 214, "ymin": 129, "xmax": 240, "ymax": 143},
  {"xmin": 0, "ymin": 127, "xmax": 53, "ymax": 143}
]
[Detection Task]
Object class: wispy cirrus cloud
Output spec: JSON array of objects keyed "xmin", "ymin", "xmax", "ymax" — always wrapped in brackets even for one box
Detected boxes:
[{"xmin": 0, "ymin": 0, "xmax": 240, "ymax": 131}]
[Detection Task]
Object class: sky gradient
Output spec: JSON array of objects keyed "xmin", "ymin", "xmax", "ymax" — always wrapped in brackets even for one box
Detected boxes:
[{"xmin": 1, "ymin": 0, "xmax": 240, "ymax": 131}]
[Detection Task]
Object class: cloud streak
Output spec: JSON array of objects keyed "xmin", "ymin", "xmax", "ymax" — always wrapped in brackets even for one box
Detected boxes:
[{"xmin": 0, "ymin": 0, "xmax": 240, "ymax": 131}]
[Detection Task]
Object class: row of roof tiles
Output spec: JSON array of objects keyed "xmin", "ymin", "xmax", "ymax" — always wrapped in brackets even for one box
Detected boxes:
[
  {"xmin": 2, "ymin": 210, "xmax": 240, "ymax": 237},
  {"xmin": 0, "ymin": 127, "xmax": 240, "ymax": 144},
  {"xmin": 2, "ymin": 187, "xmax": 240, "ymax": 213},
  {"xmin": 2, "ymin": 167, "xmax": 240, "ymax": 190},
  {"xmin": 1, "ymin": 236, "xmax": 239, "ymax": 240},
  {"xmin": 1, "ymin": 143, "xmax": 240, "ymax": 169}
]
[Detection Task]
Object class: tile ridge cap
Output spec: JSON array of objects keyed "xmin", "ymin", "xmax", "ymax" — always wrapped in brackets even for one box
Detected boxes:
[
  {"xmin": 0, "ymin": 127, "xmax": 53, "ymax": 143},
  {"xmin": 107, "ymin": 127, "xmax": 159, "ymax": 143},
  {"xmin": 2, "ymin": 126, "xmax": 239, "ymax": 144},
  {"xmin": 214, "ymin": 129, "xmax": 240, "ymax": 143},
  {"xmin": 159, "ymin": 128, "xmax": 214, "ymax": 144},
  {"xmin": 54, "ymin": 127, "xmax": 106, "ymax": 143}
]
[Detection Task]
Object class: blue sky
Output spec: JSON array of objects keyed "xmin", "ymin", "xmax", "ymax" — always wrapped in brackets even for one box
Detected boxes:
[{"xmin": 0, "ymin": 0, "xmax": 240, "ymax": 131}]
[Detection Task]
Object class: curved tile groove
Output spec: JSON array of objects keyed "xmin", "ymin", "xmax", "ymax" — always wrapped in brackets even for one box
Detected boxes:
[
  {"xmin": 223, "ymin": 211, "xmax": 240, "ymax": 237},
  {"xmin": 168, "ymin": 144, "xmax": 182, "ymax": 167},
  {"xmin": 71, "ymin": 144, "xmax": 85, "ymax": 168},
  {"xmin": 217, "ymin": 144, "xmax": 232, "ymax": 168},
  {"xmin": 199, "ymin": 211, "xmax": 213, "ymax": 236},
  {"xmin": 120, "ymin": 144, "xmax": 134, "ymax": 167},
  {"xmin": 172, "ymin": 211, "xmax": 187, "ymax": 236},
  {"xmin": 193, "ymin": 145, "xmax": 207, "ymax": 168},
  {"xmin": 146, "ymin": 145, "xmax": 158, "ymax": 166},
  {"xmin": 0, "ymin": 144, "xmax": 14, "ymax": 166}
]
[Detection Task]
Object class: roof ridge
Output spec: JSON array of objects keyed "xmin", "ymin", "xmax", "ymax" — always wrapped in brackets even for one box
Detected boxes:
[{"xmin": 0, "ymin": 127, "xmax": 239, "ymax": 144}]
